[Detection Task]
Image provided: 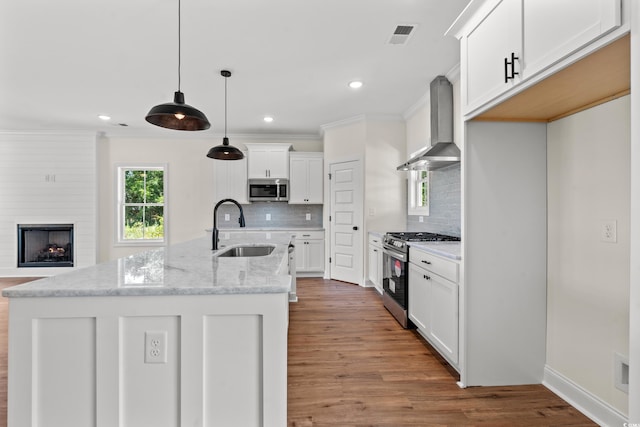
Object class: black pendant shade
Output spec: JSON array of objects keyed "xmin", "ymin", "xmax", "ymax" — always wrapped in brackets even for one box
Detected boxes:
[
  {"xmin": 206, "ymin": 70, "xmax": 244, "ymax": 160},
  {"xmin": 207, "ymin": 137, "xmax": 244, "ymax": 160},
  {"xmin": 146, "ymin": 91, "xmax": 210, "ymax": 131},
  {"xmin": 145, "ymin": 0, "xmax": 210, "ymax": 131}
]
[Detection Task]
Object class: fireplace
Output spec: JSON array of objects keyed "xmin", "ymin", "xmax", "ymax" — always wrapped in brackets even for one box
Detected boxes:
[{"xmin": 17, "ymin": 224, "xmax": 74, "ymax": 267}]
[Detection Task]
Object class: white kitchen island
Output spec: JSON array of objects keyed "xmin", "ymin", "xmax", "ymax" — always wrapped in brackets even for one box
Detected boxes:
[{"xmin": 2, "ymin": 233, "xmax": 292, "ymax": 427}]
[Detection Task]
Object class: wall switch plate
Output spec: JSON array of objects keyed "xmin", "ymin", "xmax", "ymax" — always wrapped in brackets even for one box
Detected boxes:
[
  {"xmin": 266, "ymin": 213, "xmax": 271, "ymax": 221},
  {"xmin": 419, "ymin": 216, "xmax": 424, "ymax": 223},
  {"xmin": 601, "ymin": 220, "xmax": 617, "ymax": 243},
  {"xmin": 145, "ymin": 331, "xmax": 167, "ymax": 364},
  {"xmin": 368, "ymin": 208, "xmax": 376, "ymax": 217},
  {"xmin": 224, "ymin": 213, "xmax": 230, "ymax": 221},
  {"xmin": 306, "ymin": 213, "xmax": 311, "ymax": 221}
]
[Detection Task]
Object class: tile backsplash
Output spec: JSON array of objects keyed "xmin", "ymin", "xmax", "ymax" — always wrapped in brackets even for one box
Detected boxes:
[
  {"xmin": 407, "ymin": 163, "xmax": 461, "ymax": 237},
  {"xmin": 216, "ymin": 202, "xmax": 323, "ymax": 229}
]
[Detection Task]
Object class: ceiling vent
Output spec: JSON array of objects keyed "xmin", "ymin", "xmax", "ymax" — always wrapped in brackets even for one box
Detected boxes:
[{"xmin": 387, "ymin": 24, "xmax": 417, "ymax": 45}]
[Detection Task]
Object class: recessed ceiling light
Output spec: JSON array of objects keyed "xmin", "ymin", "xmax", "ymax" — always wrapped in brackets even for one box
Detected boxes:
[
  {"xmin": 348, "ymin": 81, "xmax": 363, "ymax": 89},
  {"xmin": 98, "ymin": 115, "xmax": 111, "ymax": 121},
  {"xmin": 263, "ymin": 116, "xmax": 274, "ymax": 123}
]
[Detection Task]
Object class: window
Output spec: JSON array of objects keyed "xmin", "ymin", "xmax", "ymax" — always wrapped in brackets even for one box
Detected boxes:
[
  {"xmin": 408, "ymin": 170, "xmax": 430, "ymax": 215},
  {"xmin": 117, "ymin": 165, "xmax": 167, "ymax": 245}
]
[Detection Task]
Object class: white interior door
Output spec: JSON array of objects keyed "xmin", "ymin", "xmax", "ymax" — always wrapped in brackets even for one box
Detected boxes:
[{"xmin": 329, "ymin": 160, "xmax": 363, "ymax": 284}]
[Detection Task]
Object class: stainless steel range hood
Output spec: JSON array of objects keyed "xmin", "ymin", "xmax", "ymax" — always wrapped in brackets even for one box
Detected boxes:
[{"xmin": 397, "ymin": 76, "xmax": 460, "ymax": 171}]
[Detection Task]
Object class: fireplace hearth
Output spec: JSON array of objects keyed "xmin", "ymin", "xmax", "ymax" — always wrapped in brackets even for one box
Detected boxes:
[{"xmin": 18, "ymin": 224, "xmax": 74, "ymax": 267}]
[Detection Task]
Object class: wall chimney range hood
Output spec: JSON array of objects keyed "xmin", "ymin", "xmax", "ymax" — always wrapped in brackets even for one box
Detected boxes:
[{"xmin": 397, "ymin": 76, "xmax": 460, "ymax": 171}]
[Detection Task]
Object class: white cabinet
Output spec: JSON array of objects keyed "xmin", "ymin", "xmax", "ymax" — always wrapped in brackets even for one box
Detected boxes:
[
  {"xmin": 367, "ymin": 233, "xmax": 383, "ymax": 294},
  {"xmin": 454, "ymin": 0, "xmax": 622, "ymax": 115},
  {"xmin": 212, "ymin": 153, "xmax": 249, "ymax": 204},
  {"xmin": 522, "ymin": 0, "xmax": 621, "ymax": 79},
  {"xmin": 408, "ymin": 248, "xmax": 459, "ymax": 366},
  {"xmin": 464, "ymin": 0, "xmax": 522, "ymax": 113},
  {"xmin": 245, "ymin": 143, "xmax": 291, "ymax": 179},
  {"xmin": 293, "ymin": 230, "xmax": 324, "ymax": 275},
  {"xmin": 289, "ymin": 152, "xmax": 323, "ymax": 204}
]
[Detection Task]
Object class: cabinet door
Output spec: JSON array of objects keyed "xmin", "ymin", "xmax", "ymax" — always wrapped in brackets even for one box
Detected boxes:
[
  {"xmin": 306, "ymin": 157, "xmax": 324, "ymax": 203},
  {"xmin": 429, "ymin": 274, "xmax": 459, "ymax": 364},
  {"xmin": 368, "ymin": 244, "xmax": 379, "ymax": 285},
  {"xmin": 465, "ymin": 0, "xmax": 522, "ymax": 112},
  {"xmin": 522, "ymin": 0, "xmax": 621, "ymax": 78},
  {"xmin": 305, "ymin": 239, "xmax": 325, "ymax": 272},
  {"xmin": 408, "ymin": 263, "xmax": 431, "ymax": 332},
  {"xmin": 266, "ymin": 148, "xmax": 289, "ymax": 179},
  {"xmin": 247, "ymin": 148, "xmax": 270, "ymax": 178},
  {"xmin": 288, "ymin": 157, "xmax": 308, "ymax": 203}
]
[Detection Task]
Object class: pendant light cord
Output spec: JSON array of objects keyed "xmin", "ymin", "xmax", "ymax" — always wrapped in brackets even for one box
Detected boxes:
[
  {"xmin": 224, "ymin": 75, "xmax": 228, "ymax": 138},
  {"xmin": 177, "ymin": 0, "xmax": 181, "ymax": 92}
]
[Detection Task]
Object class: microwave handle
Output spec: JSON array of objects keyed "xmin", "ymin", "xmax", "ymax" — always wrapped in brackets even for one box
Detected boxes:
[{"xmin": 276, "ymin": 182, "xmax": 280, "ymax": 200}]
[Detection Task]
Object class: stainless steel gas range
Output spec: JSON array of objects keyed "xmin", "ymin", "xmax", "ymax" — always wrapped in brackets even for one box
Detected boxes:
[{"xmin": 382, "ymin": 231, "xmax": 460, "ymax": 328}]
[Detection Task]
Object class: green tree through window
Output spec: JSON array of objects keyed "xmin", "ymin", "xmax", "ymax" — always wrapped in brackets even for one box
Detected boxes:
[{"xmin": 120, "ymin": 168, "xmax": 165, "ymax": 241}]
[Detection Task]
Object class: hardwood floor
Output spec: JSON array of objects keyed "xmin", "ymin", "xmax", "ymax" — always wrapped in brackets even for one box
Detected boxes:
[
  {"xmin": 288, "ymin": 278, "xmax": 594, "ymax": 426},
  {"xmin": 0, "ymin": 277, "xmax": 594, "ymax": 426}
]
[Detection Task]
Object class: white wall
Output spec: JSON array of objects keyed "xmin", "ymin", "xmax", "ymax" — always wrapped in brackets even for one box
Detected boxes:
[
  {"xmin": 97, "ymin": 135, "xmax": 322, "ymax": 262},
  {"xmin": 364, "ymin": 120, "xmax": 406, "ymax": 233},
  {"xmin": 322, "ymin": 117, "xmax": 406, "ymax": 284},
  {"xmin": 0, "ymin": 131, "xmax": 97, "ymax": 276},
  {"xmin": 547, "ymin": 96, "xmax": 630, "ymax": 415}
]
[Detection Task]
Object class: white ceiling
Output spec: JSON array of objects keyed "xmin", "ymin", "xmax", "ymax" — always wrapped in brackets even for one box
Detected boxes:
[{"xmin": 0, "ymin": 0, "xmax": 468, "ymax": 138}]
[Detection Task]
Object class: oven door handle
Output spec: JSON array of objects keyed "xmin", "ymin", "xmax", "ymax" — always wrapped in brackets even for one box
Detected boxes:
[{"xmin": 382, "ymin": 247, "xmax": 407, "ymax": 263}]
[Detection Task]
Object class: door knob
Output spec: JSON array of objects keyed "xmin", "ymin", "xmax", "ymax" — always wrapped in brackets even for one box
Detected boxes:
[{"xmin": 353, "ymin": 226, "xmax": 358, "ymax": 231}]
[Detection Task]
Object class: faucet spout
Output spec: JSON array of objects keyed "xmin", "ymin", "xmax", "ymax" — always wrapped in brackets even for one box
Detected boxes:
[{"xmin": 212, "ymin": 198, "xmax": 246, "ymax": 250}]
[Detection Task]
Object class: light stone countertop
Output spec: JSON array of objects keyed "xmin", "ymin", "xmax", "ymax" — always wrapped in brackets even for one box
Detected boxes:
[
  {"xmin": 3, "ymin": 233, "xmax": 293, "ymax": 298},
  {"xmin": 408, "ymin": 241, "xmax": 462, "ymax": 261}
]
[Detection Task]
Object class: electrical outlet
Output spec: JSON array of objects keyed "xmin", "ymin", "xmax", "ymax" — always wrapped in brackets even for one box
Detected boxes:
[
  {"xmin": 224, "ymin": 213, "xmax": 230, "ymax": 221},
  {"xmin": 306, "ymin": 213, "xmax": 311, "ymax": 221},
  {"xmin": 601, "ymin": 220, "xmax": 617, "ymax": 243},
  {"xmin": 145, "ymin": 331, "xmax": 167, "ymax": 364},
  {"xmin": 368, "ymin": 208, "xmax": 376, "ymax": 217},
  {"xmin": 266, "ymin": 213, "xmax": 271, "ymax": 221},
  {"xmin": 419, "ymin": 216, "xmax": 424, "ymax": 223}
]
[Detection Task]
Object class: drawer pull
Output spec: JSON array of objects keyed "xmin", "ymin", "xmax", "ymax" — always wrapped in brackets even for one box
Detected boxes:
[
  {"xmin": 421, "ymin": 260, "xmax": 432, "ymax": 265},
  {"xmin": 302, "ymin": 234, "xmax": 311, "ymax": 237}
]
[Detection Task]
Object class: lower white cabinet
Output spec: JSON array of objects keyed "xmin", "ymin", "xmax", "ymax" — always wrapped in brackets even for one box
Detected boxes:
[
  {"xmin": 367, "ymin": 233, "xmax": 383, "ymax": 294},
  {"xmin": 292, "ymin": 230, "xmax": 324, "ymax": 275},
  {"xmin": 409, "ymin": 249, "xmax": 459, "ymax": 366}
]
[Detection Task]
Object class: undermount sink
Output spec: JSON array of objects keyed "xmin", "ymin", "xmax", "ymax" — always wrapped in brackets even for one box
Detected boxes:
[{"xmin": 214, "ymin": 245, "xmax": 275, "ymax": 257}]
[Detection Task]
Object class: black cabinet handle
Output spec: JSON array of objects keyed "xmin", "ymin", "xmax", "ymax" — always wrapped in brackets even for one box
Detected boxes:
[
  {"xmin": 421, "ymin": 260, "xmax": 431, "ymax": 265},
  {"xmin": 505, "ymin": 52, "xmax": 519, "ymax": 83},
  {"xmin": 423, "ymin": 275, "xmax": 431, "ymax": 280}
]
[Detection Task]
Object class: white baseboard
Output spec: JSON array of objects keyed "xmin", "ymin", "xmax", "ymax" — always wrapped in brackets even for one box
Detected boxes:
[{"xmin": 543, "ymin": 365, "xmax": 628, "ymax": 427}]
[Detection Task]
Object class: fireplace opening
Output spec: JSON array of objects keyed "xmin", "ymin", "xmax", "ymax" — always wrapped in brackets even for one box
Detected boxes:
[{"xmin": 17, "ymin": 224, "xmax": 74, "ymax": 268}]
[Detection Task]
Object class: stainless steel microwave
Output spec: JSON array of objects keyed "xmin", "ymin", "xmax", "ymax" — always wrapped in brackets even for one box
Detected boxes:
[{"xmin": 248, "ymin": 179, "xmax": 289, "ymax": 202}]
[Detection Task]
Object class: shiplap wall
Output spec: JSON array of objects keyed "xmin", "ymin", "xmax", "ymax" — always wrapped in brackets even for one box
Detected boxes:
[{"xmin": 0, "ymin": 132, "xmax": 97, "ymax": 276}]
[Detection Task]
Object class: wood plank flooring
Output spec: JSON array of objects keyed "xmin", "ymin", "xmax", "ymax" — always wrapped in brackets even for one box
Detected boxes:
[
  {"xmin": 288, "ymin": 278, "xmax": 595, "ymax": 426},
  {"xmin": 0, "ymin": 277, "xmax": 595, "ymax": 426}
]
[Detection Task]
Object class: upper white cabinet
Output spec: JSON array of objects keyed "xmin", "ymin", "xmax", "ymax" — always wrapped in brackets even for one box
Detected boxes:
[
  {"xmin": 521, "ymin": 0, "xmax": 621, "ymax": 79},
  {"xmin": 212, "ymin": 153, "xmax": 249, "ymax": 204},
  {"xmin": 289, "ymin": 152, "xmax": 323, "ymax": 204},
  {"xmin": 452, "ymin": 0, "xmax": 622, "ymax": 116},
  {"xmin": 464, "ymin": 0, "xmax": 522, "ymax": 113},
  {"xmin": 245, "ymin": 143, "xmax": 291, "ymax": 179}
]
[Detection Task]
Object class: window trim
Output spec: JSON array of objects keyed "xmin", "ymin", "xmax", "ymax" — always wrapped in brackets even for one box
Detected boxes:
[
  {"xmin": 115, "ymin": 163, "xmax": 168, "ymax": 247},
  {"xmin": 408, "ymin": 169, "xmax": 430, "ymax": 216}
]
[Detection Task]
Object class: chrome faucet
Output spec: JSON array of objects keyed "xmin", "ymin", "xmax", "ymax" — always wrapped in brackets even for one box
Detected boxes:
[{"xmin": 212, "ymin": 198, "xmax": 246, "ymax": 250}]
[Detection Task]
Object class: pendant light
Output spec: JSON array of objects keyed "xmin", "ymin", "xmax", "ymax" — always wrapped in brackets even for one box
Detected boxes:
[
  {"xmin": 145, "ymin": 0, "xmax": 210, "ymax": 131},
  {"xmin": 206, "ymin": 70, "xmax": 244, "ymax": 160}
]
